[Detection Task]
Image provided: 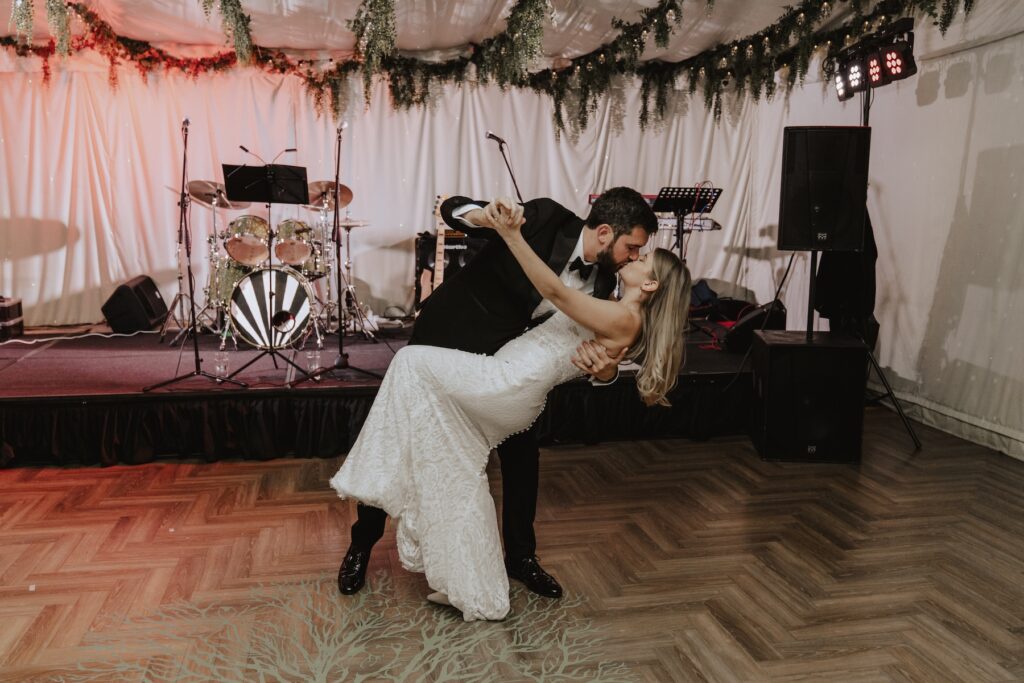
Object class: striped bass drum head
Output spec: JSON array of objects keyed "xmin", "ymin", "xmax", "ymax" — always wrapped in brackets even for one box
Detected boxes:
[{"xmin": 229, "ymin": 267, "xmax": 312, "ymax": 349}]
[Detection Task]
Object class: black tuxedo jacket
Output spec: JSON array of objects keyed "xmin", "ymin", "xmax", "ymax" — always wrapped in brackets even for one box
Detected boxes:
[{"xmin": 410, "ymin": 195, "xmax": 615, "ymax": 355}]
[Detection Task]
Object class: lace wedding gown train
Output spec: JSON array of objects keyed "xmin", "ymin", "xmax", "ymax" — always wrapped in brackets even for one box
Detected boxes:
[{"xmin": 330, "ymin": 311, "xmax": 589, "ymax": 621}]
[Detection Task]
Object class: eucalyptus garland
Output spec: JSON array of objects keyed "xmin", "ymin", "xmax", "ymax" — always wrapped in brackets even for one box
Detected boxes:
[
  {"xmin": 634, "ymin": 0, "xmax": 976, "ymax": 127},
  {"xmin": 528, "ymin": 0, "xmax": 686, "ymax": 132},
  {"xmin": 474, "ymin": 0, "xmax": 551, "ymax": 87},
  {"xmin": 45, "ymin": 0, "xmax": 69, "ymax": 55},
  {"xmin": 10, "ymin": 0, "xmax": 34, "ymax": 44},
  {"xmin": 200, "ymin": 0, "xmax": 252, "ymax": 63},
  {"xmin": 348, "ymin": 0, "xmax": 397, "ymax": 103},
  {"xmin": 3, "ymin": 0, "xmax": 980, "ymax": 134}
]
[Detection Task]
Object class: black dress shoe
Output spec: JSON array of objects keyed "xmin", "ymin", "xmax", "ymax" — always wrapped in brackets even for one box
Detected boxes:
[
  {"xmin": 337, "ymin": 544, "xmax": 372, "ymax": 595},
  {"xmin": 506, "ymin": 556, "xmax": 563, "ymax": 598}
]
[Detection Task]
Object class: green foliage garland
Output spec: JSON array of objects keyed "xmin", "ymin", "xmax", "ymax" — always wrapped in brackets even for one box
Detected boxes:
[
  {"xmin": 348, "ymin": 0, "xmax": 397, "ymax": 103},
  {"xmin": 200, "ymin": 0, "xmax": 253, "ymax": 63},
  {"xmin": 4, "ymin": 0, "xmax": 979, "ymax": 132},
  {"xmin": 44, "ymin": 0, "xmax": 69, "ymax": 54},
  {"xmin": 10, "ymin": 0, "xmax": 34, "ymax": 43}
]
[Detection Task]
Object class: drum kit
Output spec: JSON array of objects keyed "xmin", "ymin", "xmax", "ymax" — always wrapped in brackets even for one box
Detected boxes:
[{"xmin": 164, "ymin": 178, "xmax": 375, "ymax": 354}]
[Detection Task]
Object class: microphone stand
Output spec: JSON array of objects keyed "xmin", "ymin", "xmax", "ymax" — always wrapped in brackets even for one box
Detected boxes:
[
  {"xmin": 293, "ymin": 124, "xmax": 381, "ymax": 386},
  {"xmin": 145, "ymin": 121, "xmax": 245, "ymax": 391},
  {"xmin": 491, "ymin": 137, "xmax": 524, "ymax": 204}
]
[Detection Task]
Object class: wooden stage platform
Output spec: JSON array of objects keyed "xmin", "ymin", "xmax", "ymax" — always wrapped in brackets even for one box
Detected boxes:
[{"xmin": 0, "ymin": 327, "xmax": 753, "ymax": 467}]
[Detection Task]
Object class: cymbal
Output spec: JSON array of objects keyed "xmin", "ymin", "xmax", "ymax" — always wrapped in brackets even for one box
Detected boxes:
[
  {"xmin": 338, "ymin": 218, "xmax": 369, "ymax": 228},
  {"xmin": 187, "ymin": 180, "xmax": 250, "ymax": 209},
  {"xmin": 305, "ymin": 181, "xmax": 353, "ymax": 211}
]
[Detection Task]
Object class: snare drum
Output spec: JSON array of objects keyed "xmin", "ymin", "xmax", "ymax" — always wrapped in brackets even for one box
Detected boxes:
[
  {"xmin": 275, "ymin": 219, "xmax": 314, "ymax": 266},
  {"xmin": 225, "ymin": 215, "xmax": 270, "ymax": 266}
]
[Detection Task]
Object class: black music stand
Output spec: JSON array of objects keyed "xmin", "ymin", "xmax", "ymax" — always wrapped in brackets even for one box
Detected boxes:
[
  {"xmin": 222, "ymin": 163, "xmax": 314, "ymax": 383},
  {"xmin": 652, "ymin": 186, "xmax": 723, "ymax": 261}
]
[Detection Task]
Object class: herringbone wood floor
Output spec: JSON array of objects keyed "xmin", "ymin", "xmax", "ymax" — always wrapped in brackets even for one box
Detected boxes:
[{"xmin": 1, "ymin": 408, "xmax": 1023, "ymax": 681}]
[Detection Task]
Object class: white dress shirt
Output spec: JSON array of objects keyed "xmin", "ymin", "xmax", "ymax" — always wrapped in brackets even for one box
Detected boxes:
[{"xmin": 451, "ymin": 203, "xmax": 616, "ymax": 384}]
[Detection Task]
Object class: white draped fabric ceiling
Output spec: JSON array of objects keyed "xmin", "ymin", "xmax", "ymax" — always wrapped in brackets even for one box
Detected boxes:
[{"xmin": 1, "ymin": 1, "xmax": 1023, "ymax": 460}]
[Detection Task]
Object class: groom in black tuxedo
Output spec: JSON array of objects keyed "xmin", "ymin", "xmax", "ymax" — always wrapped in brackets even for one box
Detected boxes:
[{"xmin": 338, "ymin": 186, "xmax": 659, "ymax": 598}]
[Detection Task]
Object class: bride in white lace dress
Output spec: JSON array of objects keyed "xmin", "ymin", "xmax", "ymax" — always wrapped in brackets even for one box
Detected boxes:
[{"xmin": 331, "ymin": 199, "xmax": 691, "ymax": 621}]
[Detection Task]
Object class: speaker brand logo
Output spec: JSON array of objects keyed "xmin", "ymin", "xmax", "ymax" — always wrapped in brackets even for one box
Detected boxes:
[
  {"xmin": 807, "ymin": 445, "xmax": 817, "ymax": 455},
  {"xmin": 816, "ymin": 232, "xmax": 828, "ymax": 241}
]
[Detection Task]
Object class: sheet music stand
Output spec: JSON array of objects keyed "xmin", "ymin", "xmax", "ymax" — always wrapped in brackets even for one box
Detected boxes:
[
  {"xmin": 222, "ymin": 163, "xmax": 313, "ymax": 383},
  {"xmin": 652, "ymin": 186, "xmax": 723, "ymax": 261}
]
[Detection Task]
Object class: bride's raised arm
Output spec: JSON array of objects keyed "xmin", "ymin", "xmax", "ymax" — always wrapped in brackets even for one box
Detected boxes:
[{"xmin": 489, "ymin": 198, "xmax": 635, "ymax": 343}]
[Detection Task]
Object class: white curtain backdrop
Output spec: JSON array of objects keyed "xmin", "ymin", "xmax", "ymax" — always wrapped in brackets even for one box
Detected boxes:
[{"xmin": 1, "ymin": 2, "xmax": 1022, "ymax": 458}]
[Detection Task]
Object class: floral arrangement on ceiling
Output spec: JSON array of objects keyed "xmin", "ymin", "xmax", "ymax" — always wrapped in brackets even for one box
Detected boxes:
[{"xmin": 3, "ymin": 0, "xmax": 975, "ymax": 131}]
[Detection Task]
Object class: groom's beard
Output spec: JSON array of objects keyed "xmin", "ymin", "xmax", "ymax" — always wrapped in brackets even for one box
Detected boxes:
[{"xmin": 595, "ymin": 247, "xmax": 619, "ymax": 273}]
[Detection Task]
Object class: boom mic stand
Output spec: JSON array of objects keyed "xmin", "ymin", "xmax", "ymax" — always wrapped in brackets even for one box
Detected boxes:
[
  {"xmin": 485, "ymin": 131, "xmax": 524, "ymax": 204},
  {"xmin": 294, "ymin": 122, "xmax": 381, "ymax": 386},
  {"xmin": 144, "ymin": 120, "xmax": 245, "ymax": 391}
]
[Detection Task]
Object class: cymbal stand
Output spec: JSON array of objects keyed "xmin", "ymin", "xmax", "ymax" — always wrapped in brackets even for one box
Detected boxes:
[
  {"xmin": 185, "ymin": 192, "xmax": 229, "ymax": 339},
  {"xmin": 293, "ymin": 124, "xmax": 381, "ymax": 386},
  {"xmin": 158, "ymin": 204, "xmax": 193, "ymax": 343},
  {"xmin": 145, "ymin": 120, "xmax": 246, "ymax": 391},
  {"xmin": 338, "ymin": 222, "xmax": 378, "ymax": 341}
]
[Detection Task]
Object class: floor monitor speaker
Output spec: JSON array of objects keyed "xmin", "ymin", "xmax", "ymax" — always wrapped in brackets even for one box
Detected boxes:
[{"xmin": 101, "ymin": 275, "xmax": 168, "ymax": 334}]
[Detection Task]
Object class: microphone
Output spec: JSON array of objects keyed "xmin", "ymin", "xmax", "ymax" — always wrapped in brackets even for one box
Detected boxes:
[
  {"xmin": 239, "ymin": 145, "xmax": 268, "ymax": 165},
  {"xmin": 485, "ymin": 130, "xmax": 506, "ymax": 145},
  {"xmin": 182, "ymin": 116, "xmax": 190, "ymax": 127},
  {"xmin": 284, "ymin": 148, "xmax": 297, "ymax": 153},
  {"xmin": 338, "ymin": 120, "xmax": 349, "ymax": 131}
]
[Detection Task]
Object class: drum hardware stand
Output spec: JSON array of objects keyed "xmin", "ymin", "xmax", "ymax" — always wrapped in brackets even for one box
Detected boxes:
[
  {"xmin": 338, "ymin": 221, "xmax": 378, "ymax": 341},
  {"xmin": 158, "ymin": 244, "xmax": 192, "ymax": 344},
  {"xmin": 294, "ymin": 122, "xmax": 381, "ymax": 386},
  {"xmin": 222, "ymin": 153, "xmax": 317, "ymax": 384},
  {"xmin": 145, "ymin": 119, "xmax": 246, "ymax": 391},
  {"xmin": 159, "ymin": 195, "xmax": 198, "ymax": 344}
]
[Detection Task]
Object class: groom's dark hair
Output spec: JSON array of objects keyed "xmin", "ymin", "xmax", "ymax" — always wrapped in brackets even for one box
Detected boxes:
[{"xmin": 585, "ymin": 187, "xmax": 658, "ymax": 239}]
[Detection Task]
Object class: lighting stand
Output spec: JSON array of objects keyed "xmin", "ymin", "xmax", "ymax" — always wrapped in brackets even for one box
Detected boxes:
[{"xmin": 855, "ymin": 91, "xmax": 921, "ymax": 450}]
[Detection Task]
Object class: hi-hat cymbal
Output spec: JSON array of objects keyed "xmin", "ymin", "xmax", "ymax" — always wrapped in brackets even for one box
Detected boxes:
[
  {"xmin": 338, "ymin": 218, "xmax": 369, "ymax": 228},
  {"xmin": 187, "ymin": 180, "xmax": 250, "ymax": 209},
  {"xmin": 305, "ymin": 181, "xmax": 353, "ymax": 211}
]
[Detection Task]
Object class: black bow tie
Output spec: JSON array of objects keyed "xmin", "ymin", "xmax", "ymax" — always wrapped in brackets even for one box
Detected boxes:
[{"xmin": 568, "ymin": 256, "xmax": 595, "ymax": 280}]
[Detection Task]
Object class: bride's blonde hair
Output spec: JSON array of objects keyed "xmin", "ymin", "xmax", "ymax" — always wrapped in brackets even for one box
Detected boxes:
[{"xmin": 627, "ymin": 248, "xmax": 692, "ymax": 407}]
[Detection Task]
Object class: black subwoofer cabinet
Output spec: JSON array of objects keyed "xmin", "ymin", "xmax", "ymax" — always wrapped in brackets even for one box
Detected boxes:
[{"xmin": 751, "ymin": 330, "xmax": 867, "ymax": 463}]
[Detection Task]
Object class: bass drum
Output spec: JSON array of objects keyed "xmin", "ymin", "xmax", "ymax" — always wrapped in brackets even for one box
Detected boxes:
[{"xmin": 229, "ymin": 267, "xmax": 313, "ymax": 349}]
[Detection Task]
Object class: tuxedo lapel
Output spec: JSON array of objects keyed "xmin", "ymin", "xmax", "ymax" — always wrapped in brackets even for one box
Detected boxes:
[
  {"xmin": 546, "ymin": 218, "xmax": 584, "ymax": 274},
  {"xmin": 525, "ymin": 217, "xmax": 585, "ymax": 312}
]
